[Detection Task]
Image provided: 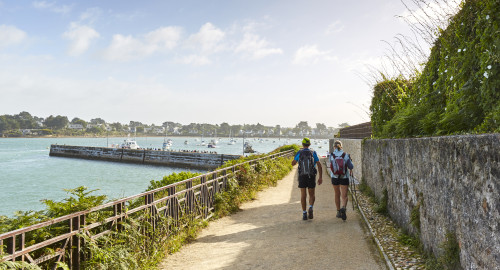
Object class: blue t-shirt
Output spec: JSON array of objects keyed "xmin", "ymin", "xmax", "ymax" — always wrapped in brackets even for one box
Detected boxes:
[{"xmin": 294, "ymin": 148, "xmax": 319, "ymax": 164}]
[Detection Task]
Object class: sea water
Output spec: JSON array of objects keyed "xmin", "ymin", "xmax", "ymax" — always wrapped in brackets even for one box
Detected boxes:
[{"xmin": 0, "ymin": 136, "xmax": 309, "ymax": 217}]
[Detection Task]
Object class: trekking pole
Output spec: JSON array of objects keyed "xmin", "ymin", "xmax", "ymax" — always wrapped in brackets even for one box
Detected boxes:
[{"xmin": 349, "ymin": 174, "xmax": 359, "ymax": 211}]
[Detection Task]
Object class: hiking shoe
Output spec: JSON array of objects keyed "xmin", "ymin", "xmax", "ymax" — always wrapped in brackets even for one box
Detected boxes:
[
  {"xmin": 308, "ymin": 207, "xmax": 314, "ymax": 219},
  {"xmin": 303, "ymin": 212, "xmax": 308, "ymax": 220},
  {"xmin": 340, "ymin": 207, "xmax": 347, "ymax": 221},
  {"xmin": 336, "ymin": 210, "xmax": 342, "ymax": 218}
]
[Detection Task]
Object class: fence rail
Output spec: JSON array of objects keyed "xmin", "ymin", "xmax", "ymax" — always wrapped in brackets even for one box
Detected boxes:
[{"xmin": 0, "ymin": 150, "xmax": 294, "ymax": 269}]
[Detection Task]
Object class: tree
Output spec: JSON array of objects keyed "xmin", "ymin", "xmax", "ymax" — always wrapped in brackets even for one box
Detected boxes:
[
  {"xmin": 219, "ymin": 122, "xmax": 230, "ymax": 136},
  {"xmin": 136, "ymin": 126, "xmax": 145, "ymax": 133},
  {"xmin": 71, "ymin": 117, "xmax": 87, "ymax": 128},
  {"xmin": 44, "ymin": 115, "xmax": 69, "ymax": 129},
  {"xmin": 316, "ymin": 123, "xmax": 327, "ymax": 132},
  {"xmin": 110, "ymin": 122, "xmax": 123, "ymax": 131},
  {"xmin": 15, "ymin": 111, "xmax": 37, "ymax": 129},
  {"xmin": 295, "ymin": 121, "xmax": 311, "ymax": 134},
  {"xmin": 338, "ymin": 122, "xmax": 350, "ymax": 128},
  {"xmin": 90, "ymin": 118, "xmax": 106, "ymax": 125}
]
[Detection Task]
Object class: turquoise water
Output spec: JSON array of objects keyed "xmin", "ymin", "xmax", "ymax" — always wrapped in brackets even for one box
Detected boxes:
[{"xmin": 0, "ymin": 136, "xmax": 308, "ymax": 217}]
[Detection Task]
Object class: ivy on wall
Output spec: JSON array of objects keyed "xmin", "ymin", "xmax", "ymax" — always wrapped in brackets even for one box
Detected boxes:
[{"xmin": 371, "ymin": 0, "xmax": 499, "ymax": 138}]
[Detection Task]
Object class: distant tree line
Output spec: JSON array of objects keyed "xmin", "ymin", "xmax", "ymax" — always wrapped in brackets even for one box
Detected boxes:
[{"xmin": 0, "ymin": 111, "xmax": 347, "ymax": 138}]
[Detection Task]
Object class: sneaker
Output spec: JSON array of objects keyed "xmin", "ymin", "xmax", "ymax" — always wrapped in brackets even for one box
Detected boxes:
[
  {"xmin": 336, "ymin": 210, "xmax": 341, "ymax": 218},
  {"xmin": 308, "ymin": 207, "xmax": 314, "ymax": 219},
  {"xmin": 303, "ymin": 212, "xmax": 308, "ymax": 220},
  {"xmin": 340, "ymin": 207, "xmax": 347, "ymax": 221}
]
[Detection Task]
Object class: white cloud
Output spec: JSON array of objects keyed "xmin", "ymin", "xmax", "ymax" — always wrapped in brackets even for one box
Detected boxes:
[
  {"xmin": 62, "ymin": 23, "xmax": 99, "ymax": 56},
  {"xmin": 32, "ymin": 1, "xmax": 72, "ymax": 14},
  {"xmin": 178, "ymin": 55, "xmax": 211, "ymax": 66},
  {"xmin": 292, "ymin": 45, "xmax": 337, "ymax": 65},
  {"xmin": 186, "ymin": 23, "xmax": 225, "ymax": 53},
  {"xmin": 0, "ymin": 25, "xmax": 27, "ymax": 48},
  {"xmin": 102, "ymin": 26, "xmax": 181, "ymax": 61},
  {"xmin": 79, "ymin": 7, "xmax": 102, "ymax": 24},
  {"xmin": 235, "ymin": 33, "xmax": 283, "ymax": 59},
  {"xmin": 145, "ymin": 27, "xmax": 181, "ymax": 50},
  {"xmin": 326, "ymin": 20, "xmax": 344, "ymax": 34}
]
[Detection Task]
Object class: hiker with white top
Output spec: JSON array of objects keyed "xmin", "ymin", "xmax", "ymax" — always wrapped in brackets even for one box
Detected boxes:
[{"xmin": 329, "ymin": 140, "xmax": 354, "ymax": 221}]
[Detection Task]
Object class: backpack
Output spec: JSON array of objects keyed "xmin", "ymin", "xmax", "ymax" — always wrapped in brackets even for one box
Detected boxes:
[
  {"xmin": 298, "ymin": 149, "xmax": 317, "ymax": 177},
  {"xmin": 331, "ymin": 152, "xmax": 346, "ymax": 177}
]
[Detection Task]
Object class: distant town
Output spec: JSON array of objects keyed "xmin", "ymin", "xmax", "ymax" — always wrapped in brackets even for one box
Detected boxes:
[{"xmin": 0, "ymin": 111, "xmax": 347, "ymax": 138}]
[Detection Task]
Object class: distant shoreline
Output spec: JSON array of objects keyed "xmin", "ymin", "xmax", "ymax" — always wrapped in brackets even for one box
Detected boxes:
[{"xmin": 1, "ymin": 135, "xmax": 331, "ymax": 139}]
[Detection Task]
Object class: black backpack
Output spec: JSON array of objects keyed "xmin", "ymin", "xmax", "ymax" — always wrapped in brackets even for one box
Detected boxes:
[{"xmin": 298, "ymin": 149, "xmax": 317, "ymax": 177}]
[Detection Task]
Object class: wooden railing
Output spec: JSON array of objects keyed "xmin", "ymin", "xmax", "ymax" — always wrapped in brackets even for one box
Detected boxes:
[{"xmin": 0, "ymin": 150, "xmax": 294, "ymax": 269}]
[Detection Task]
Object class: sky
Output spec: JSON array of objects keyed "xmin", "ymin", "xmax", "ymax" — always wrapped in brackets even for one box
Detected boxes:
[{"xmin": 0, "ymin": 0, "xmax": 431, "ymax": 128}]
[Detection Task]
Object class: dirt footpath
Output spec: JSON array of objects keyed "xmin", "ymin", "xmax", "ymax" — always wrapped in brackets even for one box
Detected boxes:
[{"xmin": 159, "ymin": 160, "xmax": 386, "ymax": 270}]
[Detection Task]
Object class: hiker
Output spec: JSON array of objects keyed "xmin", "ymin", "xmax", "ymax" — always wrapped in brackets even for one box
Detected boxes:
[
  {"xmin": 329, "ymin": 140, "xmax": 354, "ymax": 221},
  {"xmin": 292, "ymin": 137, "xmax": 323, "ymax": 220}
]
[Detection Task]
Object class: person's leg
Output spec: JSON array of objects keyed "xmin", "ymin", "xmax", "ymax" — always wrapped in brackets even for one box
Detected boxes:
[
  {"xmin": 340, "ymin": 185, "xmax": 349, "ymax": 208},
  {"xmin": 300, "ymin": 188, "xmax": 307, "ymax": 211},
  {"xmin": 333, "ymin": 185, "xmax": 340, "ymax": 210},
  {"xmin": 308, "ymin": 188, "xmax": 315, "ymax": 207}
]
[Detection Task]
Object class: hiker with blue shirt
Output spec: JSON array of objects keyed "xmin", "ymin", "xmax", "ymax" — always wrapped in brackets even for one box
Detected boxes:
[
  {"xmin": 292, "ymin": 137, "xmax": 323, "ymax": 220},
  {"xmin": 329, "ymin": 140, "xmax": 354, "ymax": 221}
]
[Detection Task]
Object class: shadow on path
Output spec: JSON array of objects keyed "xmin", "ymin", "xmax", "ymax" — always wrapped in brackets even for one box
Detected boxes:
[{"xmin": 159, "ymin": 159, "xmax": 386, "ymax": 270}]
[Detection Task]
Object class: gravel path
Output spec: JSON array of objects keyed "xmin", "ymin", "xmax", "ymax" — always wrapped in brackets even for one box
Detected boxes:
[{"xmin": 159, "ymin": 161, "xmax": 386, "ymax": 270}]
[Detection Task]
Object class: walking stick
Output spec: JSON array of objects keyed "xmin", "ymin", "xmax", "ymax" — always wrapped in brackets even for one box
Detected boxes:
[{"xmin": 349, "ymin": 174, "xmax": 358, "ymax": 211}]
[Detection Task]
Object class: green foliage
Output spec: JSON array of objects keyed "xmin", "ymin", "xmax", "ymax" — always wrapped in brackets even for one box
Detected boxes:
[
  {"xmin": 214, "ymin": 156, "xmax": 293, "ymax": 218},
  {"xmin": 147, "ymin": 172, "xmax": 201, "ymax": 191},
  {"xmin": 410, "ymin": 201, "xmax": 421, "ymax": 231},
  {"xmin": 42, "ymin": 186, "xmax": 107, "ymax": 218},
  {"xmin": 438, "ymin": 231, "xmax": 462, "ymax": 270},
  {"xmin": 375, "ymin": 189, "xmax": 388, "ymax": 215},
  {"xmin": 371, "ymin": 0, "xmax": 500, "ymax": 138},
  {"xmin": 275, "ymin": 144, "xmax": 300, "ymax": 154}
]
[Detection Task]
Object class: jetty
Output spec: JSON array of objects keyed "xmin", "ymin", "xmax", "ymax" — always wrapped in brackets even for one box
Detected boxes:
[{"xmin": 49, "ymin": 144, "xmax": 241, "ymax": 170}]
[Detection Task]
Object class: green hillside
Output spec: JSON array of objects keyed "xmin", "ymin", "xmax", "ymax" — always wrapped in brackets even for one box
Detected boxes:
[{"xmin": 371, "ymin": 0, "xmax": 499, "ymax": 138}]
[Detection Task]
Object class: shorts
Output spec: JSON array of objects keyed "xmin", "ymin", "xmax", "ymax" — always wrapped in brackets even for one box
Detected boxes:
[
  {"xmin": 331, "ymin": 177, "xmax": 349, "ymax": 186},
  {"xmin": 298, "ymin": 174, "xmax": 316, "ymax": 189}
]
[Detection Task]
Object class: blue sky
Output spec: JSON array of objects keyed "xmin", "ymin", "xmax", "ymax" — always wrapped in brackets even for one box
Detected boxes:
[{"xmin": 1, "ymin": 0, "xmax": 428, "ymax": 127}]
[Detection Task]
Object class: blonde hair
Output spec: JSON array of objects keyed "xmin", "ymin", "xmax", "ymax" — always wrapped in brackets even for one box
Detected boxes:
[{"xmin": 334, "ymin": 140, "xmax": 343, "ymax": 150}]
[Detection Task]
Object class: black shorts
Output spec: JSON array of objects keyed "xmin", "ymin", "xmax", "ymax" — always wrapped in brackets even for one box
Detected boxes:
[
  {"xmin": 298, "ymin": 174, "xmax": 316, "ymax": 189},
  {"xmin": 331, "ymin": 177, "xmax": 349, "ymax": 186}
]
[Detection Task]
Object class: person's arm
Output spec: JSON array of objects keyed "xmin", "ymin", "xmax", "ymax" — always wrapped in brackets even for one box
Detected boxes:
[
  {"xmin": 346, "ymin": 154, "xmax": 354, "ymax": 176},
  {"xmin": 316, "ymin": 160, "xmax": 323, "ymax": 185},
  {"xmin": 291, "ymin": 151, "xmax": 300, "ymax": 166},
  {"xmin": 313, "ymin": 151, "xmax": 323, "ymax": 185}
]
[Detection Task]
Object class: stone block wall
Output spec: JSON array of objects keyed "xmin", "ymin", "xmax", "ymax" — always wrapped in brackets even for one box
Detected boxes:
[{"xmin": 362, "ymin": 134, "xmax": 499, "ymax": 269}]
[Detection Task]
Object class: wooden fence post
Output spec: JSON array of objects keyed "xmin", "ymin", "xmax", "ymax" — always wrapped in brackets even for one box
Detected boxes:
[
  {"xmin": 70, "ymin": 215, "xmax": 81, "ymax": 270},
  {"xmin": 200, "ymin": 176, "xmax": 208, "ymax": 218},
  {"xmin": 185, "ymin": 180, "xmax": 193, "ymax": 215},
  {"xmin": 6, "ymin": 235, "xmax": 15, "ymax": 262}
]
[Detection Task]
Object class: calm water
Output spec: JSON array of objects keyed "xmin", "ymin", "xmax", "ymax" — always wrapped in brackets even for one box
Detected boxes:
[{"xmin": 0, "ymin": 136, "xmax": 317, "ymax": 217}]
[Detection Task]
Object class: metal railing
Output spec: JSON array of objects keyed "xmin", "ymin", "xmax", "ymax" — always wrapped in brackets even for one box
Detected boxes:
[{"xmin": 0, "ymin": 150, "xmax": 294, "ymax": 269}]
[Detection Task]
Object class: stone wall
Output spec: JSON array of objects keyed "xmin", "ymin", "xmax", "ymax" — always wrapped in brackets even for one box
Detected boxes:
[
  {"xmin": 362, "ymin": 134, "xmax": 499, "ymax": 269},
  {"xmin": 329, "ymin": 138, "xmax": 363, "ymax": 181},
  {"xmin": 50, "ymin": 145, "xmax": 241, "ymax": 170}
]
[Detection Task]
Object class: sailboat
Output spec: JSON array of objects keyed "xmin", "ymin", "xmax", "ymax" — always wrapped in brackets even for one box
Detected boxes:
[{"xmin": 227, "ymin": 130, "xmax": 236, "ymax": 145}]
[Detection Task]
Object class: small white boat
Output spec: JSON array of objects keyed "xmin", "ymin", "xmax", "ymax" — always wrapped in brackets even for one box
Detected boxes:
[
  {"xmin": 121, "ymin": 138, "xmax": 139, "ymax": 149},
  {"xmin": 162, "ymin": 138, "xmax": 173, "ymax": 150},
  {"xmin": 184, "ymin": 140, "xmax": 189, "ymax": 145},
  {"xmin": 208, "ymin": 139, "xmax": 217, "ymax": 148}
]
